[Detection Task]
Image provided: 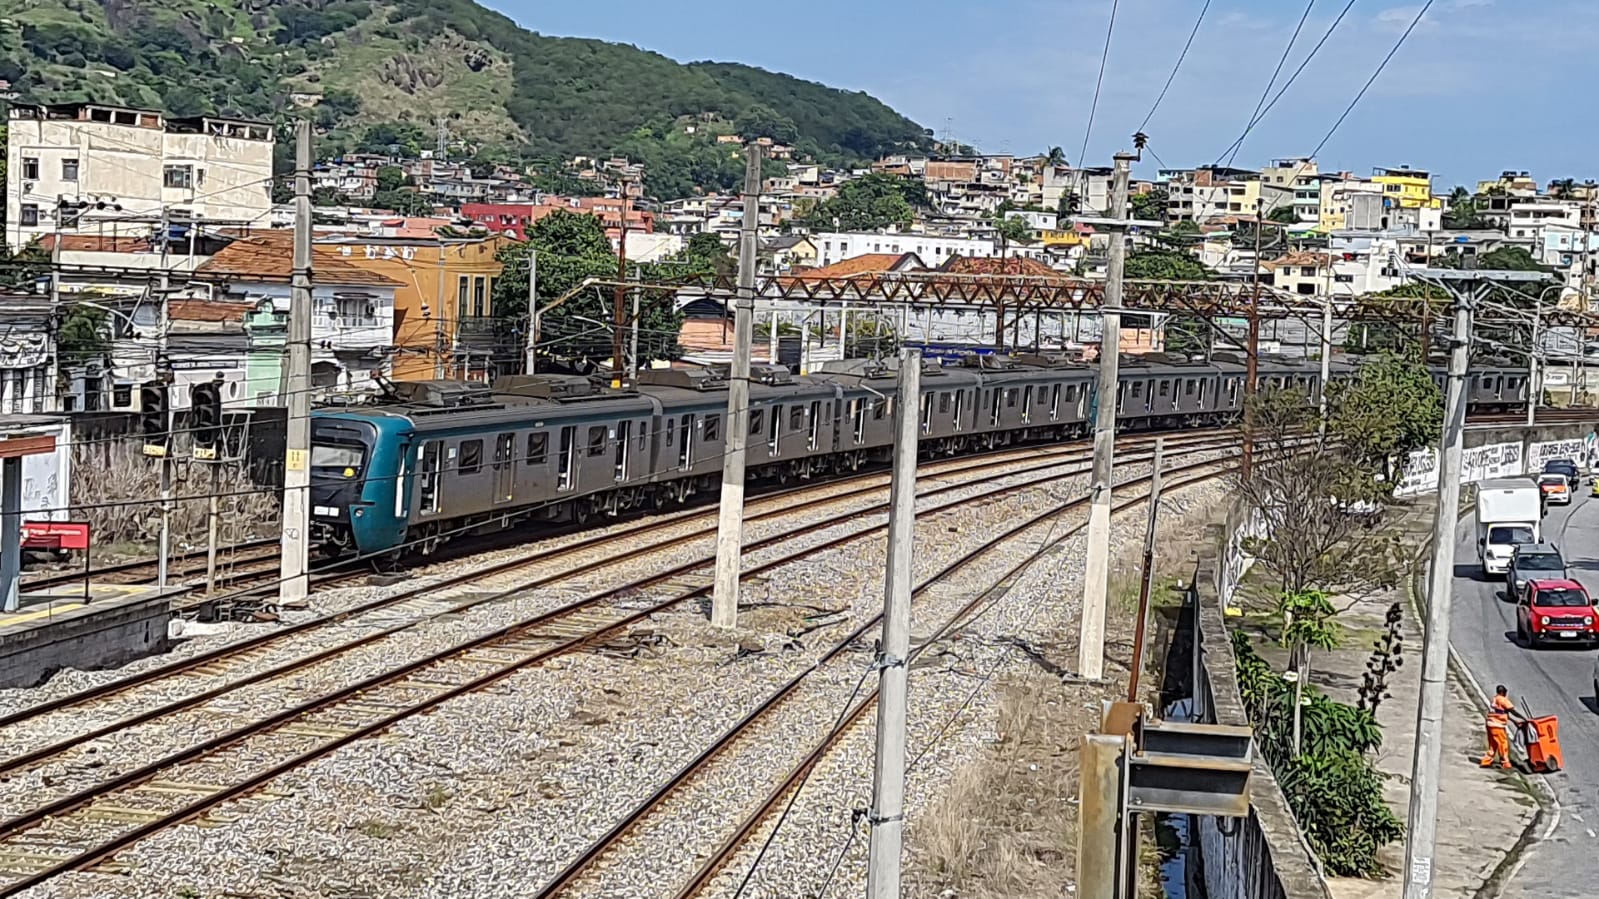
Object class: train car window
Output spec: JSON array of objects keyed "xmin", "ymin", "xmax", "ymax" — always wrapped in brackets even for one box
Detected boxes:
[
  {"xmin": 938, "ymin": 393, "xmax": 951, "ymax": 415},
  {"xmin": 636, "ymin": 420, "xmax": 648, "ymax": 450},
  {"xmin": 1185, "ymin": 380, "xmax": 1195, "ymax": 396},
  {"xmin": 1006, "ymin": 389, "xmax": 1017, "ymax": 408},
  {"xmin": 750, "ymin": 409, "xmax": 765, "ymax": 436},
  {"xmin": 586, "ymin": 426, "xmax": 607, "ymax": 457},
  {"xmin": 557, "ymin": 426, "xmax": 576, "ymax": 491},
  {"xmin": 459, "ymin": 439, "xmax": 484, "ymax": 475},
  {"xmin": 1158, "ymin": 381, "xmax": 1170, "ymax": 397},
  {"xmin": 873, "ymin": 399, "xmax": 887, "ymax": 421},
  {"xmin": 1132, "ymin": 382, "xmax": 1144, "ymax": 397},
  {"xmin": 704, "ymin": 415, "xmax": 721, "ymax": 442},
  {"xmin": 665, "ymin": 418, "xmax": 675, "ymax": 446},
  {"xmin": 790, "ymin": 406, "xmax": 804, "ymax": 431},
  {"xmin": 419, "ymin": 440, "xmax": 441, "ymax": 514},
  {"xmin": 526, "ymin": 433, "xmax": 548, "ymax": 465}
]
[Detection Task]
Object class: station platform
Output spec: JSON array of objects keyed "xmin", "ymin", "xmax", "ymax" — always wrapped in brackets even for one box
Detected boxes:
[{"xmin": 0, "ymin": 584, "xmax": 184, "ymax": 688}]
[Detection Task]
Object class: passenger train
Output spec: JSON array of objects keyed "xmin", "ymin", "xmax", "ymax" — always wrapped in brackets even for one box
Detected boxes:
[{"xmin": 308, "ymin": 354, "xmax": 1530, "ymax": 560}]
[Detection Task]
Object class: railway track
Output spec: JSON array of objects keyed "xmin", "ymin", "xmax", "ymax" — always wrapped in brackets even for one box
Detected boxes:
[
  {"xmin": 530, "ymin": 452, "xmax": 1240, "ymax": 898},
  {"xmin": 0, "ymin": 432, "xmax": 1235, "ymax": 894}
]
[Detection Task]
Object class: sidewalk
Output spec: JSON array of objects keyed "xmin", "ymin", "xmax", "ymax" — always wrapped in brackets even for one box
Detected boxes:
[{"xmin": 1313, "ymin": 577, "xmax": 1537, "ymax": 899}]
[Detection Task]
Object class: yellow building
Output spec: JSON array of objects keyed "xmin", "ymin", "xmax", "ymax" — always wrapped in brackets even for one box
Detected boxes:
[{"xmin": 1372, "ymin": 166, "xmax": 1442, "ymax": 209}]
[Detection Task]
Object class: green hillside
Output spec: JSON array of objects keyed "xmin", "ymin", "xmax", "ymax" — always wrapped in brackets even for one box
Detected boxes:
[{"xmin": 0, "ymin": 0, "xmax": 933, "ymax": 197}]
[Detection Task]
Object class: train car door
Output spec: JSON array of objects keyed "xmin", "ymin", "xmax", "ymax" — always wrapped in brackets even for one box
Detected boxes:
[
  {"xmin": 953, "ymin": 390, "xmax": 966, "ymax": 432},
  {"xmin": 418, "ymin": 439, "xmax": 442, "ymax": 516},
  {"xmin": 1049, "ymin": 384, "xmax": 1061, "ymax": 422},
  {"xmin": 1021, "ymin": 385, "xmax": 1034, "ymax": 425},
  {"xmin": 808, "ymin": 401, "xmax": 822, "ymax": 451},
  {"xmin": 557, "ymin": 425, "xmax": 577, "ymax": 491},
  {"xmin": 678, "ymin": 414, "xmax": 694, "ymax": 471},
  {"xmin": 494, "ymin": 432, "xmax": 515, "ymax": 503},
  {"xmin": 614, "ymin": 420, "xmax": 631, "ymax": 482}
]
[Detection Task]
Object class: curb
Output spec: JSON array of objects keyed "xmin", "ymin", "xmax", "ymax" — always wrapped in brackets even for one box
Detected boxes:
[{"xmin": 1410, "ymin": 504, "xmax": 1560, "ymax": 899}]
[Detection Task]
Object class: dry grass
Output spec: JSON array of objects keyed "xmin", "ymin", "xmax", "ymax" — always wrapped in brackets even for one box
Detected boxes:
[
  {"xmin": 69, "ymin": 442, "xmax": 279, "ymax": 550},
  {"xmin": 907, "ymin": 492, "xmax": 1224, "ymax": 899}
]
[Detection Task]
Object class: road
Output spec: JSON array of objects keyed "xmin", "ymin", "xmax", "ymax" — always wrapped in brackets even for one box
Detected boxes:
[{"xmin": 1450, "ymin": 490, "xmax": 1599, "ymax": 898}]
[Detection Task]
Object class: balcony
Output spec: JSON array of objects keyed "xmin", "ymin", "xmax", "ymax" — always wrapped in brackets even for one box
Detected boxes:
[{"xmin": 456, "ymin": 316, "xmax": 501, "ymax": 347}]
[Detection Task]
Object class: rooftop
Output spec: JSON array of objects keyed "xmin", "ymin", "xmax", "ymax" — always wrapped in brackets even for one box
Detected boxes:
[{"xmin": 196, "ymin": 231, "xmax": 403, "ymax": 288}]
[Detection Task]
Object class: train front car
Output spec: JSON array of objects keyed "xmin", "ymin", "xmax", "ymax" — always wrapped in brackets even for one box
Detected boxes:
[{"xmin": 310, "ymin": 411, "xmax": 412, "ymax": 559}]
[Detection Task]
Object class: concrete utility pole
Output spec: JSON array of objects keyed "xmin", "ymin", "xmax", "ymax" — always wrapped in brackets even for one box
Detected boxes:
[
  {"xmin": 1077, "ymin": 150, "xmax": 1134, "ymax": 682},
  {"xmin": 866, "ymin": 347, "xmax": 921, "ymax": 899},
  {"xmin": 205, "ymin": 463, "xmax": 220, "ymax": 593},
  {"xmin": 1402, "ymin": 289, "xmax": 1472, "ymax": 899},
  {"xmin": 1402, "ymin": 267, "xmax": 1542, "ymax": 899},
  {"xmin": 1319, "ymin": 297, "xmax": 1333, "ymax": 438},
  {"xmin": 156, "ymin": 211, "xmax": 172, "ymax": 591},
  {"xmin": 709, "ymin": 141, "xmax": 762, "ymax": 629},
  {"xmin": 278, "ymin": 119, "xmax": 314, "ymax": 608},
  {"xmin": 523, "ymin": 248, "xmax": 538, "ymax": 375}
]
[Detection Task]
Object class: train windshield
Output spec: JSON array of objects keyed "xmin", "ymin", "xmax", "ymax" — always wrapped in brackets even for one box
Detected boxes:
[{"xmin": 312, "ymin": 443, "xmax": 366, "ymax": 477}]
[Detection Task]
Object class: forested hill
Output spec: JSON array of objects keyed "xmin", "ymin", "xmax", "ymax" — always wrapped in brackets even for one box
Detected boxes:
[{"xmin": 0, "ymin": 0, "xmax": 935, "ymax": 196}]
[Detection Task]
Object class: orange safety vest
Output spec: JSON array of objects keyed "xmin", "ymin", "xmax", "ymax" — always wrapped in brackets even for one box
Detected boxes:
[{"xmin": 1487, "ymin": 695, "xmax": 1514, "ymax": 729}]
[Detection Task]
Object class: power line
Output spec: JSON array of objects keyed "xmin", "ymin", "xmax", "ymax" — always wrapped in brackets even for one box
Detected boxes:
[
  {"xmin": 1224, "ymin": 0, "xmax": 1318, "ymax": 170},
  {"xmin": 1136, "ymin": 0, "xmax": 1212, "ymax": 134},
  {"xmin": 1077, "ymin": 0, "xmax": 1122, "ymax": 169},
  {"xmin": 1210, "ymin": 0, "xmax": 1362, "ymax": 167},
  {"xmin": 1310, "ymin": 0, "xmax": 1436, "ymax": 158}
]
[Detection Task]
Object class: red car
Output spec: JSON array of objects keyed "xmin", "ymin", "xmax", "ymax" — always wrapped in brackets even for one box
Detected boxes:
[{"xmin": 1517, "ymin": 579, "xmax": 1599, "ymax": 648}]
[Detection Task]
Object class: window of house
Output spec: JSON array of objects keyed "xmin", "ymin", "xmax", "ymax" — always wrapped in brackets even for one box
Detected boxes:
[
  {"xmin": 19, "ymin": 205, "xmax": 38, "ymax": 227},
  {"xmin": 163, "ymin": 165, "xmax": 194, "ymax": 190},
  {"xmin": 472, "ymin": 276, "xmax": 487, "ymax": 318},
  {"xmin": 587, "ymin": 425, "xmax": 607, "ymax": 457},
  {"xmin": 526, "ymin": 432, "xmax": 548, "ymax": 464},
  {"xmin": 61, "ymin": 159, "xmax": 78, "ymax": 182},
  {"xmin": 20, "ymin": 158, "xmax": 38, "ymax": 181},
  {"xmin": 459, "ymin": 439, "xmax": 483, "ymax": 474},
  {"xmin": 457, "ymin": 276, "xmax": 470, "ymax": 323}
]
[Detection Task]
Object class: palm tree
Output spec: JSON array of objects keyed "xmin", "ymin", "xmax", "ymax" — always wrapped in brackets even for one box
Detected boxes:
[
  {"xmin": 1045, "ymin": 146, "xmax": 1067, "ymax": 167},
  {"xmin": 1551, "ymin": 178, "xmax": 1577, "ymax": 199}
]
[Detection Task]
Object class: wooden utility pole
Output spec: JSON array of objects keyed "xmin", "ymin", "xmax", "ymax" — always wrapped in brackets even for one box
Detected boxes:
[
  {"xmin": 1078, "ymin": 149, "xmax": 1135, "ymax": 682},
  {"xmin": 278, "ymin": 119, "xmax": 314, "ymax": 607},
  {"xmin": 865, "ymin": 347, "xmax": 922, "ymax": 899},
  {"xmin": 1127, "ymin": 437, "xmax": 1164, "ymax": 703},
  {"xmin": 709, "ymin": 142, "xmax": 763, "ymax": 628},
  {"xmin": 611, "ymin": 179, "xmax": 631, "ymax": 389}
]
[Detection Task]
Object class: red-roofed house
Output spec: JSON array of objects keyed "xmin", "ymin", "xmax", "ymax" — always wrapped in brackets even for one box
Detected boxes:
[{"xmin": 197, "ymin": 231, "xmax": 404, "ymax": 398}]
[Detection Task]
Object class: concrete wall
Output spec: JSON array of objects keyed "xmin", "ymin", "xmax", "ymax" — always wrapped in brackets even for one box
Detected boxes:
[
  {"xmin": 1190, "ymin": 501, "xmax": 1332, "ymax": 899},
  {"xmin": 0, "ymin": 594, "xmax": 171, "ymax": 688}
]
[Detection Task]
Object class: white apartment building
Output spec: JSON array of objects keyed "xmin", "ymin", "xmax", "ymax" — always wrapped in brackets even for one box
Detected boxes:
[
  {"xmin": 1507, "ymin": 201, "xmax": 1582, "ymax": 242},
  {"xmin": 1259, "ymin": 158, "xmax": 1321, "ymax": 223},
  {"xmin": 811, "ymin": 230, "xmax": 1050, "ymax": 268},
  {"xmin": 6, "ymin": 103, "xmax": 274, "ymax": 252}
]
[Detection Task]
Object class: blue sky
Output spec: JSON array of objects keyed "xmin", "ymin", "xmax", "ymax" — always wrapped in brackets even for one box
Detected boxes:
[{"xmin": 488, "ymin": 0, "xmax": 1594, "ymax": 188}]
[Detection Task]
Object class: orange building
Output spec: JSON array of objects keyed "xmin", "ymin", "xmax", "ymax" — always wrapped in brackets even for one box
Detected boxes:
[{"xmin": 323, "ymin": 235, "xmax": 512, "ymax": 381}]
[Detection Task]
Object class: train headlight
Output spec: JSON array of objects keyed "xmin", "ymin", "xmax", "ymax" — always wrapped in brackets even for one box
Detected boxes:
[{"xmin": 354, "ymin": 508, "xmax": 364, "ymax": 518}]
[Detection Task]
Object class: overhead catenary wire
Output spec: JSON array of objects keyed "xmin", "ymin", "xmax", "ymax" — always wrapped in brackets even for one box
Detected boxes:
[
  {"xmin": 1223, "ymin": 0, "xmax": 1318, "ymax": 170},
  {"xmin": 1308, "ymin": 0, "xmax": 1436, "ymax": 159},
  {"xmin": 1077, "ymin": 0, "xmax": 1122, "ymax": 169},
  {"xmin": 1136, "ymin": 0, "xmax": 1212, "ymax": 134},
  {"xmin": 1210, "ymin": 0, "xmax": 1362, "ymax": 166}
]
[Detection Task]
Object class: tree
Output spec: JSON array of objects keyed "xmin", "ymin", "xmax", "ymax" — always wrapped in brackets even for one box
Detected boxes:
[
  {"xmin": 1237, "ymin": 387, "xmax": 1407, "ymax": 600},
  {"xmin": 1129, "ymin": 189, "xmax": 1167, "ymax": 225},
  {"xmin": 1267, "ymin": 205, "xmax": 1299, "ymax": 225},
  {"xmin": 491, "ymin": 210, "xmax": 684, "ymax": 370},
  {"xmin": 56, "ymin": 302, "xmax": 111, "ymax": 367},
  {"xmin": 311, "ymin": 186, "xmax": 349, "ymax": 207},
  {"xmin": 375, "ymin": 166, "xmax": 408, "ymax": 193},
  {"xmin": 1278, "ymin": 589, "xmax": 1343, "ymax": 755},
  {"xmin": 1056, "ymin": 190, "xmax": 1082, "ymax": 220},
  {"xmin": 372, "ymin": 189, "xmax": 433, "ymax": 216},
  {"xmin": 801, "ymin": 174, "xmax": 923, "ymax": 231},
  {"xmin": 1442, "ymin": 186, "xmax": 1490, "ymax": 230},
  {"xmin": 1045, "ymin": 146, "xmax": 1067, "ymax": 167},
  {"xmin": 734, "ymin": 105, "xmax": 798, "ymax": 144},
  {"xmin": 1124, "ymin": 249, "xmax": 1212, "ymax": 356},
  {"xmin": 1326, "ymin": 353, "xmax": 1443, "ymax": 484},
  {"xmin": 993, "ymin": 213, "xmax": 1031, "ymax": 256},
  {"xmin": 1550, "ymin": 178, "xmax": 1578, "ymax": 199}
]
